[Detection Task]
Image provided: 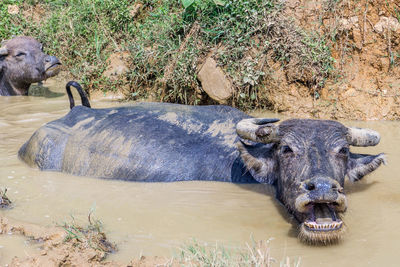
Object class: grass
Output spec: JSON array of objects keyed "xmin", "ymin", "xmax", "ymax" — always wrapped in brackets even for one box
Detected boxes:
[
  {"xmin": 57, "ymin": 212, "xmax": 301, "ymax": 266},
  {"xmin": 179, "ymin": 239, "xmax": 301, "ymax": 267},
  {"xmin": 396, "ymin": 8, "xmax": 400, "ymax": 23},
  {"xmin": 61, "ymin": 211, "xmax": 117, "ymax": 254},
  {"xmin": 127, "ymin": 0, "xmax": 334, "ymax": 108},
  {"xmin": 0, "ymin": 0, "xmax": 335, "ymax": 110},
  {"xmin": 0, "ymin": 188, "xmax": 12, "ymax": 209},
  {"xmin": 0, "ymin": 1, "xmax": 24, "ymax": 40}
]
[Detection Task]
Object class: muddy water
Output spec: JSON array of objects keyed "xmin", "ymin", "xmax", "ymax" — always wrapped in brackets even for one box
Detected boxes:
[{"xmin": 0, "ymin": 80, "xmax": 399, "ymax": 266}]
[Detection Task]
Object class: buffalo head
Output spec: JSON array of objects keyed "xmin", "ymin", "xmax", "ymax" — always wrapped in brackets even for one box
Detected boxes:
[
  {"xmin": 0, "ymin": 36, "xmax": 61, "ymax": 95},
  {"xmin": 236, "ymin": 118, "xmax": 385, "ymax": 244}
]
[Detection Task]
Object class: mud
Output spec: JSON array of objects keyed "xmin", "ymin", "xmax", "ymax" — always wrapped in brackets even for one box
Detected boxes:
[
  {"xmin": 265, "ymin": 0, "xmax": 400, "ymax": 120},
  {"xmin": 1, "ymin": 216, "xmax": 174, "ymax": 267}
]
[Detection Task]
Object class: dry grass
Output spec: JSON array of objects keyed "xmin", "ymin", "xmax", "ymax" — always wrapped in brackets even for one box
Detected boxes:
[
  {"xmin": 61, "ymin": 211, "xmax": 117, "ymax": 254},
  {"xmin": 179, "ymin": 239, "xmax": 301, "ymax": 267},
  {"xmin": 0, "ymin": 188, "xmax": 12, "ymax": 209}
]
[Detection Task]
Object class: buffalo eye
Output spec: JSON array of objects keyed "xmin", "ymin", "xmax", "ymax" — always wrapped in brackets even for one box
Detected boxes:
[
  {"xmin": 281, "ymin": 145, "xmax": 293, "ymax": 154},
  {"xmin": 15, "ymin": 52, "xmax": 26, "ymax": 57},
  {"xmin": 338, "ymin": 146, "xmax": 349, "ymax": 155}
]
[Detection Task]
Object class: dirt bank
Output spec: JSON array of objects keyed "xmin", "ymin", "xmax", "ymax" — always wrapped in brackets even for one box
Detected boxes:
[
  {"xmin": 264, "ymin": 0, "xmax": 400, "ymax": 120},
  {"xmin": 1, "ymin": 216, "xmax": 173, "ymax": 267},
  {"xmin": 5, "ymin": 0, "xmax": 398, "ymax": 120},
  {"xmin": 99, "ymin": 0, "xmax": 400, "ymax": 120},
  {"xmin": 2, "ymin": 216, "xmax": 284, "ymax": 267}
]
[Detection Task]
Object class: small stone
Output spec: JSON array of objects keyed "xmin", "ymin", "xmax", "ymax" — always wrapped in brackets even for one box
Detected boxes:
[
  {"xmin": 103, "ymin": 51, "xmax": 130, "ymax": 80},
  {"xmin": 7, "ymin": 5, "xmax": 19, "ymax": 15},
  {"xmin": 374, "ymin": 16, "xmax": 400, "ymax": 34}
]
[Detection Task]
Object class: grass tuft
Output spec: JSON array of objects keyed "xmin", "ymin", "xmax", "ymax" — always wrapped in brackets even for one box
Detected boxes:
[
  {"xmin": 179, "ymin": 239, "xmax": 301, "ymax": 267},
  {"xmin": 61, "ymin": 211, "xmax": 117, "ymax": 254},
  {"xmin": 0, "ymin": 188, "xmax": 12, "ymax": 209}
]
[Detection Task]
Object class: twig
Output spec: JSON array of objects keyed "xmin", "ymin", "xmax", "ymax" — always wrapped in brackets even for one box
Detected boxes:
[
  {"xmin": 362, "ymin": 2, "xmax": 368, "ymax": 47},
  {"xmin": 387, "ymin": 19, "xmax": 393, "ymax": 69},
  {"xmin": 366, "ymin": 18, "xmax": 375, "ymax": 32}
]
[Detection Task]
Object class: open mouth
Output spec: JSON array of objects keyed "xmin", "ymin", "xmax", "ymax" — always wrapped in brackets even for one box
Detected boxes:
[
  {"xmin": 299, "ymin": 202, "xmax": 346, "ymax": 244},
  {"xmin": 299, "ymin": 202, "xmax": 346, "ymax": 245},
  {"xmin": 303, "ymin": 203, "xmax": 343, "ymax": 231}
]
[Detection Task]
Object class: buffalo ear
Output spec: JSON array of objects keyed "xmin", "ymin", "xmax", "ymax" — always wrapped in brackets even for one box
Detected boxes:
[
  {"xmin": 0, "ymin": 46, "xmax": 8, "ymax": 71},
  {"xmin": 347, "ymin": 153, "xmax": 386, "ymax": 182},
  {"xmin": 237, "ymin": 141, "xmax": 277, "ymax": 184}
]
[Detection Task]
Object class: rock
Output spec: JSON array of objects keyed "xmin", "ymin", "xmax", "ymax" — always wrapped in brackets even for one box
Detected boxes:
[
  {"xmin": 198, "ymin": 57, "xmax": 233, "ymax": 103},
  {"xmin": 7, "ymin": 5, "xmax": 19, "ymax": 15},
  {"xmin": 103, "ymin": 51, "xmax": 130, "ymax": 80},
  {"xmin": 338, "ymin": 16, "xmax": 359, "ymax": 32},
  {"xmin": 374, "ymin": 16, "xmax": 400, "ymax": 34}
]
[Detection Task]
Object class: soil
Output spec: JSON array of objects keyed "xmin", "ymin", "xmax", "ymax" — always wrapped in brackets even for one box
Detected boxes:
[
  {"xmin": 99, "ymin": 0, "xmax": 400, "ymax": 120},
  {"xmin": 2, "ymin": 216, "xmax": 175, "ymax": 267},
  {"xmin": 265, "ymin": 0, "xmax": 400, "ymax": 120}
]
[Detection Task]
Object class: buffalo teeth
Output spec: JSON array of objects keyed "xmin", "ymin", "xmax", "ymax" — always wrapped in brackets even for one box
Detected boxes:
[{"xmin": 304, "ymin": 221, "xmax": 343, "ymax": 231}]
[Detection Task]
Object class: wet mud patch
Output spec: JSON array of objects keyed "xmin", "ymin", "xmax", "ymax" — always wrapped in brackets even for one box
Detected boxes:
[{"xmin": 0, "ymin": 216, "xmax": 121, "ymax": 266}]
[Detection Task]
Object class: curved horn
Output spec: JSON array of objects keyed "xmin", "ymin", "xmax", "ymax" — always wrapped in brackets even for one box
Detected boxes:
[
  {"xmin": 236, "ymin": 118, "xmax": 280, "ymax": 143},
  {"xmin": 0, "ymin": 46, "xmax": 8, "ymax": 56},
  {"xmin": 347, "ymin": 127, "xmax": 380, "ymax": 147}
]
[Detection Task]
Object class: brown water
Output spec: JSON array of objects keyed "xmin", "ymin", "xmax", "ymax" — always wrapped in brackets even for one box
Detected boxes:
[{"xmin": 0, "ymin": 80, "xmax": 399, "ymax": 266}]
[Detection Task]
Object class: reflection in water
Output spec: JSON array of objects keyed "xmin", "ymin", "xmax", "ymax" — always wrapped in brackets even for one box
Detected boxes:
[
  {"xmin": 0, "ymin": 79, "xmax": 399, "ymax": 266},
  {"xmin": 28, "ymin": 83, "xmax": 65, "ymax": 98}
]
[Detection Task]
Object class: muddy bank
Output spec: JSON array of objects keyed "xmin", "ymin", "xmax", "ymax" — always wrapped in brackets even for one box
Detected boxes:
[
  {"xmin": 5, "ymin": 0, "xmax": 399, "ymax": 120},
  {"xmin": 266, "ymin": 0, "xmax": 400, "ymax": 120},
  {"xmin": 96, "ymin": 0, "xmax": 400, "ymax": 120},
  {"xmin": 1, "ymin": 216, "xmax": 173, "ymax": 267},
  {"xmin": 2, "ymin": 216, "xmax": 284, "ymax": 267}
]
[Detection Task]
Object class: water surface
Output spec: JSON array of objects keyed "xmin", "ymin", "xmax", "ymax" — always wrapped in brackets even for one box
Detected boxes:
[{"xmin": 0, "ymin": 80, "xmax": 398, "ymax": 266}]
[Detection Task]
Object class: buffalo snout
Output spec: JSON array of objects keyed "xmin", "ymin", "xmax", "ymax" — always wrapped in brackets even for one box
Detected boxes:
[
  {"xmin": 44, "ymin": 55, "xmax": 61, "ymax": 75},
  {"xmin": 304, "ymin": 177, "xmax": 342, "ymax": 199}
]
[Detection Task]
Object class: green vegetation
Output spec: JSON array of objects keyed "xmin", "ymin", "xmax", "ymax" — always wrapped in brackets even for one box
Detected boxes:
[
  {"xmin": 0, "ymin": 1, "xmax": 23, "ymax": 39},
  {"xmin": 0, "ymin": 0, "xmax": 334, "ymax": 110},
  {"xmin": 61, "ymin": 211, "xmax": 116, "ymax": 253},
  {"xmin": 179, "ymin": 239, "xmax": 301, "ymax": 267},
  {"xmin": 127, "ymin": 0, "xmax": 334, "ymax": 108}
]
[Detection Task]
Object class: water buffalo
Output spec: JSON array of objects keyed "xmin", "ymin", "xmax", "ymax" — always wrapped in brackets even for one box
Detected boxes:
[
  {"xmin": 0, "ymin": 36, "xmax": 61, "ymax": 95},
  {"xmin": 19, "ymin": 81, "xmax": 386, "ymax": 244}
]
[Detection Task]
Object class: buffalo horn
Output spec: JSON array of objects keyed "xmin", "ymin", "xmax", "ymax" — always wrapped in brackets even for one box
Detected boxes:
[
  {"xmin": 236, "ymin": 118, "xmax": 280, "ymax": 143},
  {"xmin": 347, "ymin": 127, "xmax": 380, "ymax": 147}
]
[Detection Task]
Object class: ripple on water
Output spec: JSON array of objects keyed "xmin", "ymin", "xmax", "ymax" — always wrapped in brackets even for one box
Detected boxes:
[{"xmin": 0, "ymin": 79, "xmax": 399, "ymax": 266}]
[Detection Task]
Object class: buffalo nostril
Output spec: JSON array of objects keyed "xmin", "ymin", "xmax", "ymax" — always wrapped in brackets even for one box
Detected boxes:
[{"xmin": 305, "ymin": 182, "xmax": 315, "ymax": 191}]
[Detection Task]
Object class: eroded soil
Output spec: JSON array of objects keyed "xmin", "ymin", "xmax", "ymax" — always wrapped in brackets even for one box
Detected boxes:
[
  {"xmin": 2, "ymin": 216, "xmax": 174, "ymax": 267},
  {"xmin": 266, "ymin": 0, "xmax": 400, "ymax": 120}
]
